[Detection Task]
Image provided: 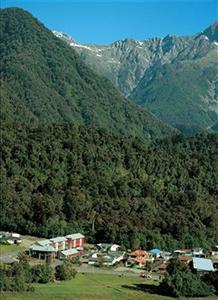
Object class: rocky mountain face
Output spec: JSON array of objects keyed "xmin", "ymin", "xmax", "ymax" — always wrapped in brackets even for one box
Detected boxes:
[
  {"xmin": 53, "ymin": 31, "xmax": 192, "ymax": 96},
  {"xmin": 54, "ymin": 22, "xmax": 218, "ymax": 133}
]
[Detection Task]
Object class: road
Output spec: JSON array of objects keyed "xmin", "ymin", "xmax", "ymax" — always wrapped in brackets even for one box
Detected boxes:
[{"xmin": 75, "ymin": 264, "xmax": 161, "ymax": 280}]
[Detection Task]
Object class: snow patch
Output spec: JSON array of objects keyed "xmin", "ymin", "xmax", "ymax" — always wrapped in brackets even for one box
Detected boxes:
[
  {"xmin": 107, "ymin": 58, "xmax": 121, "ymax": 64},
  {"xmin": 70, "ymin": 43, "xmax": 96, "ymax": 52}
]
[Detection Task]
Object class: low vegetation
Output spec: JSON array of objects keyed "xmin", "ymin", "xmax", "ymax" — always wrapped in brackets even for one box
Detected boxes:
[
  {"xmin": 55, "ymin": 260, "xmax": 77, "ymax": 281},
  {"xmin": 0, "ymin": 255, "xmax": 77, "ymax": 292}
]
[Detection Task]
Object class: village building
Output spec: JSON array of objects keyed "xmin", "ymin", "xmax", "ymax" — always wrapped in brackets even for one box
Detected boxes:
[
  {"xmin": 66, "ymin": 233, "xmax": 85, "ymax": 248},
  {"xmin": 50, "ymin": 236, "xmax": 66, "ymax": 251},
  {"xmin": 127, "ymin": 250, "xmax": 150, "ymax": 267},
  {"xmin": 192, "ymin": 257, "xmax": 214, "ymax": 273},
  {"xmin": 159, "ymin": 251, "xmax": 172, "ymax": 261},
  {"xmin": 0, "ymin": 232, "xmax": 22, "ymax": 245},
  {"xmin": 173, "ymin": 249, "xmax": 192, "ymax": 257},
  {"xmin": 191, "ymin": 248, "xmax": 205, "ymax": 258},
  {"xmin": 59, "ymin": 248, "xmax": 79, "ymax": 260},
  {"xmin": 149, "ymin": 249, "xmax": 161, "ymax": 257},
  {"xmin": 88, "ymin": 251, "xmax": 125, "ymax": 266},
  {"xmin": 28, "ymin": 233, "xmax": 85, "ymax": 259},
  {"xmin": 211, "ymin": 245, "xmax": 218, "ymax": 257},
  {"xmin": 96, "ymin": 243, "xmax": 121, "ymax": 252},
  {"xmin": 29, "ymin": 243, "xmax": 56, "ymax": 260}
]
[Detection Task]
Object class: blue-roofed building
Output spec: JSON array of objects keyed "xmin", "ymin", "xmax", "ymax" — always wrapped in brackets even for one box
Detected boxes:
[
  {"xmin": 192, "ymin": 257, "xmax": 214, "ymax": 273},
  {"xmin": 149, "ymin": 249, "xmax": 161, "ymax": 256}
]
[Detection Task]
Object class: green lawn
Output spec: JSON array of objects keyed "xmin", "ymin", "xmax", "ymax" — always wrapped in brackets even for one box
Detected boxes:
[
  {"xmin": 0, "ymin": 244, "xmax": 25, "ymax": 255},
  {"xmin": 2, "ymin": 274, "xmax": 217, "ymax": 300}
]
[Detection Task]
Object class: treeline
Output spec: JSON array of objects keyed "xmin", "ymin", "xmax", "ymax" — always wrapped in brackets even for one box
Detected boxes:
[{"xmin": 1, "ymin": 123, "xmax": 218, "ymax": 249}]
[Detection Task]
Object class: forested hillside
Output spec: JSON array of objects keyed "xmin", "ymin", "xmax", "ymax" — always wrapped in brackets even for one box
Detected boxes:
[
  {"xmin": 0, "ymin": 8, "xmax": 173, "ymax": 142},
  {"xmin": 1, "ymin": 124, "xmax": 218, "ymax": 250}
]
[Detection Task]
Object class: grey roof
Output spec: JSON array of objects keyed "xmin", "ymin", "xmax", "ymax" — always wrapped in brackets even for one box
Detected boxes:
[
  {"xmin": 29, "ymin": 244, "xmax": 56, "ymax": 252},
  {"xmin": 97, "ymin": 243, "xmax": 113, "ymax": 248},
  {"xmin": 77, "ymin": 246, "xmax": 84, "ymax": 251},
  {"xmin": 66, "ymin": 233, "xmax": 84, "ymax": 239},
  {"xmin": 36, "ymin": 239, "xmax": 51, "ymax": 247},
  {"xmin": 61, "ymin": 249, "xmax": 79, "ymax": 256},
  {"xmin": 50, "ymin": 236, "xmax": 66, "ymax": 243},
  {"xmin": 161, "ymin": 251, "xmax": 171, "ymax": 256},
  {"xmin": 11, "ymin": 233, "xmax": 21, "ymax": 238},
  {"xmin": 193, "ymin": 257, "xmax": 214, "ymax": 272}
]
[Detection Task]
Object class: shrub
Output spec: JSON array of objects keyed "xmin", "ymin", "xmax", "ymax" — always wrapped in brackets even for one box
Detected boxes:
[
  {"xmin": 55, "ymin": 259, "xmax": 77, "ymax": 281},
  {"xmin": 0, "ymin": 261, "xmax": 34, "ymax": 292},
  {"xmin": 31, "ymin": 264, "xmax": 55, "ymax": 283}
]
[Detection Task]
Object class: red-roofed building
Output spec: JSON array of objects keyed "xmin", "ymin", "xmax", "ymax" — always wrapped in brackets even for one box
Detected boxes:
[
  {"xmin": 130, "ymin": 250, "xmax": 149, "ymax": 257},
  {"xmin": 127, "ymin": 250, "xmax": 150, "ymax": 267}
]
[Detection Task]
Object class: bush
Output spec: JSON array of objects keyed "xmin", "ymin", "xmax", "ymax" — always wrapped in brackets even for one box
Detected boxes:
[
  {"xmin": 70, "ymin": 256, "xmax": 80, "ymax": 265},
  {"xmin": 160, "ymin": 258, "xmax": 215, "ymax": 297},
  {"xmin": 31, "ymin": 264, "xmax": 55, "ymax": 283},
  {"xmin": 0, "ymin": 261, "xmax": 34, "ymax": 292},
  {"xmin": 55, "ymin": 259, "xmax": 77, "ymax": 281}
]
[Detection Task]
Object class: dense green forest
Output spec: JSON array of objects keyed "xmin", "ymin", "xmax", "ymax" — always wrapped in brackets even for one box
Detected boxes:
[
  {"xmin": 0, "ymin": 8, "xmax": 174, "ymax": 142},
  {"xmin": 1, "ymin": 124, "xmax": 218, "ymax": 250}
]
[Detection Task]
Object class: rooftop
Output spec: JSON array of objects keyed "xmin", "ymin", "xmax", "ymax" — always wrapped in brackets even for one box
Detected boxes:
[
  {"xmin": 66, "ymin": 233, "xmax": 84, "ymax": 240},
  {"xmin": 149, "ymin": 249, "xmax": 161, "ymax": 255},
  {"xmin": 193, "ymin": 257, "xmax": 214, "ymax": 272},
  {"xmin": 130, "ymin": 250, "xmax": 149, "ymax": 257},
  {"xmin": 36, "ymin": 239, "xmax": 51, "ymax": 247},
  {"xmin": 50, "ymin": 236, "xmax": 66, "ymax": 243},
  {"xmin": 30, "ymin": 244, "xmax": 56, "ymax": 252},
  {"xmin": 61, "ymin": 249, "xmax": 79, "ymax": 256}
]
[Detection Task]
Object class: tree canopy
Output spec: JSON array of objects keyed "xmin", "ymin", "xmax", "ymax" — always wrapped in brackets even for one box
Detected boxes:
[{"xmin": 1, "ymin": 123, "xmax": 217, "ymax": 249}]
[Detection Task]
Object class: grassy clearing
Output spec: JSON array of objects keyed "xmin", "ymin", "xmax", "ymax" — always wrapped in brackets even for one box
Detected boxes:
[
  {"xmin": 2, "ymin": 273, "xmax": 217, "ymax": 300},
  {"xmin": 0, "ymin": 244, "xmax": 25, "ymax": 255}
]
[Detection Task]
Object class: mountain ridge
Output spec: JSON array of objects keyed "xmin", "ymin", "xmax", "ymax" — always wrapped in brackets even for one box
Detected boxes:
[{"xmin": 54, "ymin": 21, "xmax": 218, "ymax": 133}]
